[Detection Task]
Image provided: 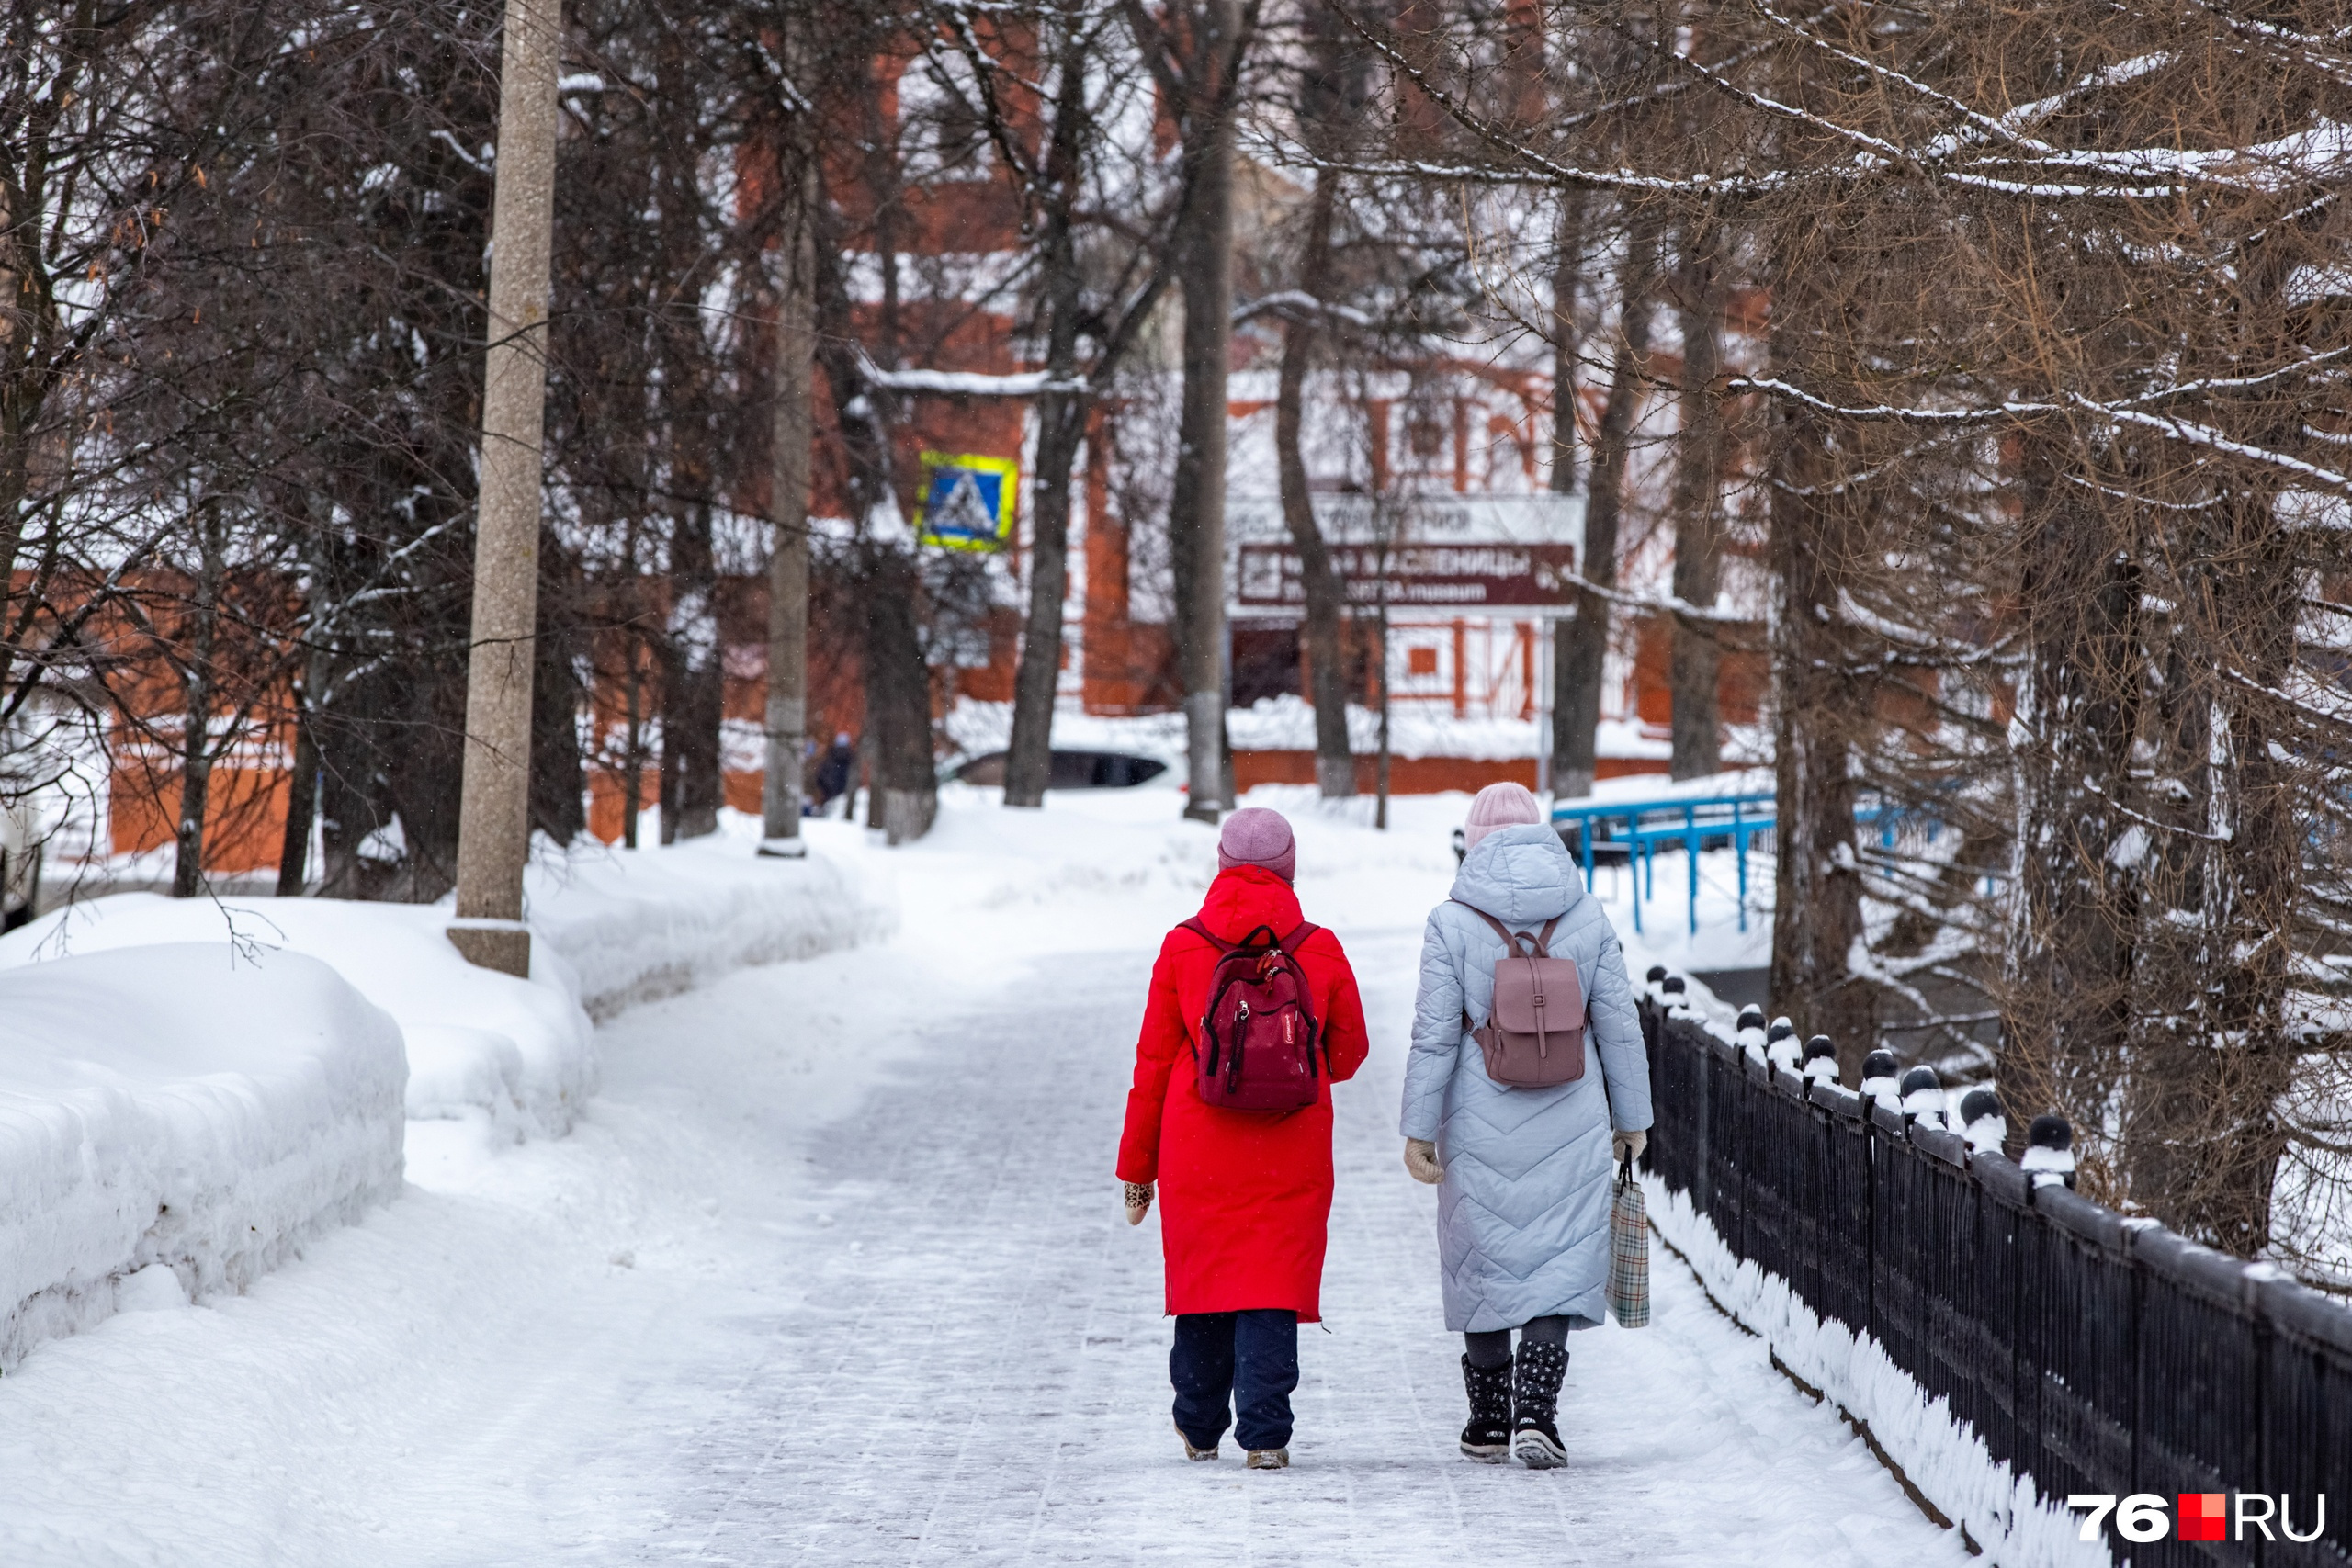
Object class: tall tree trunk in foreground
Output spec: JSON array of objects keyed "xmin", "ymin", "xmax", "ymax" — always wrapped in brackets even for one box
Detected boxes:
[
  {"xmin": 1998, "ymin": 433, "xmax": 2139, "ymax": 1163},
  {"xmin": 1766, "ymin": 359, "xmax": 1871, "ymax": 1075}
]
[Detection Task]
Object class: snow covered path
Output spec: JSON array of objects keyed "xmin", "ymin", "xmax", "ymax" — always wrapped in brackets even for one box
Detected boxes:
[
  {"xmin": 0, "ymin": 793, "xmax": 1969, "ymax": 1566},
  {"xmin": 635, "ymin": 928, "xmax": 1965, "ymax": 1567}
]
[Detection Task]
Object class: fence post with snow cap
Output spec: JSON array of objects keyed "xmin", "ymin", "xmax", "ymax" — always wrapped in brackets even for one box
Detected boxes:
[
  {"xmin": 1735, "ymin": 1006, "xmax": 1768, "ymax": 1063},
  {"xmin": 1633, "ymin": 986, "xmax": 2352, "ymax": 1565},
  {"xmin": 1898, "ymin": 1065, "xmax": 1944, "ymax": 1130},
  {"xmin": 1800, "ymin": 1034, "xmax": 1838, "ymax": 1083},
  {"xmin": 2022, "ymin": 1114, "xmax": 2075, "ymax": 1191}
]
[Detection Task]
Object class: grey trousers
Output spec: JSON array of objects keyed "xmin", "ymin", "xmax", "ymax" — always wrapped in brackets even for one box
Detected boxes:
[{"xmin": 1463, "ymin": 1313, "xmax": 1574, "ymax": 1370}]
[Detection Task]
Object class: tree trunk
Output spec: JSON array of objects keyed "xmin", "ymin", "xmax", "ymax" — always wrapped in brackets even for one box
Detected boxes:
[
  {"xmin": 1542, "ymin": 194, "xmax": 1585, "ymax": 795},
  {"xmin": 451, "ymin": 0, "xmax": 560, "ymax": 976},
  {"xmin": 761, "ymin": 118, "xmax": 815, "ymax": 853},
  {"xmin": 808, "ymin": 157, "xmax": 934, "ymax": 845},
  {"xmin": 1997, "ymin": 431, "xmax": 2140, "ymax": 1162},
  {"xmin": 1169, "ymin": 0, "xmax": 1239, "ymax": 822},
  {"xmin": 1547, "ymin": 193, "xmax": 1584, "ymax": 501},
  {"xmin": 1766, "ymin": 399, "xmax": 1873, "ymax": 1077},
  {"xmin": 622, "ymin": 626, "xmax": 646, "ymax": 850},
  {"xmin": 1668, "ymin": 223, "xmax": 1726, "ymax": 782},
  {"xmin": 276, "ymin": 671, "xmax": 320, "ymax": 897},
  {"xmin": 1006, "ymin": 395, "xmax": 1083, "ymax": 808},
  {"xmin": 661, "ymin": 502, "xmax": 724, "ymax": 843},
  {"xmin": 1005, "ymin": 40, "xmax": 1091, "ymax": 811},
  {"xmin": 1553, "ymin": 214, "xmax": 1660, "ymax": 800},
  {"xmin": 171, "ymin": 504, "xmax": 226, "ymax": 898},
  {"xmin": 529, "ymin": 538, "xmax": 584, "ymax": 845},
  {"xmin": 864, "ymin": 542, "xmax": 936, "ymax": 842},
  {"xmin": 2121, "ymin": 441, "xmax": 2301, "ymax": 1255},
  {"xmin": 1374, "ymin": 541, "xmax": 1393, "ymax": 829},
  {"xmin": 1275, "ymin": 181, "xmax": 1351, "ymax": 799}
]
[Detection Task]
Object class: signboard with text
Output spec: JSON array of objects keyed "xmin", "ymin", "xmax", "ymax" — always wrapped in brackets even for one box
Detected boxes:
[{"xmin": 1235, "ymin": 541, "xmax": 1577, "ymax": 610}]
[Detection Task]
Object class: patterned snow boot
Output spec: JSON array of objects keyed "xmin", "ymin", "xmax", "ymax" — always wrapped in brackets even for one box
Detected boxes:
[
  {"xmin": 1511, "ymin": 1343, "xmax": 1569, "ymax": 1469},
  {"xmin": 1459, "ymin": 1355, "xmax": 1514, "ymax": 1462}
]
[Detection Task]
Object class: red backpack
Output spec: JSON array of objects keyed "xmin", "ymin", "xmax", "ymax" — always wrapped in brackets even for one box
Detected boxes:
[{"xmin": 1182, "ymin": 919, "xmax": 1325, "ymax": 1112}]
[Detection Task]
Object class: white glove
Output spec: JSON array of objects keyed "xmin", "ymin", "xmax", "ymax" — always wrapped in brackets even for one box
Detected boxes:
[
  {"xmin": 1612, "ymin": 1129, "xmax": 1648, "ymax": 1165},
  {"xmin": 1124, "ymin": 1180, "xmax": 1154, "ymax": 1225},
  {"xmin": 1404, "ymin": 1138, "xmax": 1444, "ymax": 1184}
]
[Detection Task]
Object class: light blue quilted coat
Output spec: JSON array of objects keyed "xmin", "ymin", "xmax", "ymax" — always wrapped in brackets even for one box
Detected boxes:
[{"xmin": 1401, "ymin": 822, "xmax": 1652, "ymax": 1333}]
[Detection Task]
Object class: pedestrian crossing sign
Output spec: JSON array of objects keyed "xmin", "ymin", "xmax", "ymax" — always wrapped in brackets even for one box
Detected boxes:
[{"xmin": 915, "ymin": 452, "xmax": 1019, "ymax": 551}]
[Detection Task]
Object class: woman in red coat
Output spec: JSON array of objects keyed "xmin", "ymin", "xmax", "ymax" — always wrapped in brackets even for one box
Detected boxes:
[{"xmin": 1116, "ymin": 807, "xmax": 1369, "ymax": 1470}]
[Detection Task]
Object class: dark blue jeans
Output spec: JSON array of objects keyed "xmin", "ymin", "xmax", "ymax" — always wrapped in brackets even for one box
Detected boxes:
[{"xmin": 1170, "ymin": 1309, "xmax": 1299, "ymax": 1451}]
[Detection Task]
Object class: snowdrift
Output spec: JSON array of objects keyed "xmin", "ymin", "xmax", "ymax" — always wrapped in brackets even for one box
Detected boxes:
[
  {"xmin": 0, "ymin": 945, "xmax": 405, "ymax": 1371},
  {"xmin": 0, "ymin": 833, "xmax": 888, "ymax": 1137},
  {"xmin": 0, "ymin": 831, "xmax": 887, "ymax": 1372},
  {"xmin": 0, "ymin": 895, "xmax": 596, "ymax": 1141},
  {"xmin": 525, "ymin": 830, "xmax": 890, "ymax": 1021}
]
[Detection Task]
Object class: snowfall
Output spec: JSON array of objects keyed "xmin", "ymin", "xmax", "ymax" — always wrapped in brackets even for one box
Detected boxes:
[{"xmin": 0, "ymin": 782, "xmax": 1984, "ymax": 1567}]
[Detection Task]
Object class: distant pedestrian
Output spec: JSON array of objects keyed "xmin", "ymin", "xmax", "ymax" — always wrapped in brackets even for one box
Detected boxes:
[
  {"xmin": 812, "ymin": 731, "xmax": 856, "ymax": 816},
  {"xmin": 1401, "ymin": 782, "xmax": 1652, "ymax": 1468},
  {"xmin": 1117, "ymin": 807, "xmax": 1369, "ymax": 1471}
]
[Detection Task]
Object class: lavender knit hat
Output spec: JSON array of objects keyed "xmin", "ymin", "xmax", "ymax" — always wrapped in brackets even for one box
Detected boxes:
[
  {"xmin": 1463, "ymin": 781, "xmax": 1544, "ymax": 851},
  {"xmin": 1217, "ymin": 807, "xmax": 1297, "ymax": 884}
]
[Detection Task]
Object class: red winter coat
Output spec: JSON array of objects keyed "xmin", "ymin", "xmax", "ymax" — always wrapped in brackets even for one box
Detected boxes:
[{"xmin": 1116, "ymin": 867, "xmax": 1370, "ymax": 1322}]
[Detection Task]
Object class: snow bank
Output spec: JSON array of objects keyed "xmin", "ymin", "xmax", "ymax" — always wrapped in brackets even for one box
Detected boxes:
[
  {"xmin": 0, "ymin": 944, "xmax": 405, "ymax": 1370},
  {"xmin": 0, "ymin": 829, "xmax": 892, "ymax": 1139},
  {"xmin": 0, "ymin": 896, "xmax": 595, "ymax": 1141},
  {"xmin": 942, "ymin": 694, "xmax": 1680, "ymax": 765},
  {"xmin": 1645, "ymin": 1175, "xmax": 2107, "ymax": 1568},
  {"xmin": 526, "ymin": 824, "xmax": 892, "ymax": 1021}
]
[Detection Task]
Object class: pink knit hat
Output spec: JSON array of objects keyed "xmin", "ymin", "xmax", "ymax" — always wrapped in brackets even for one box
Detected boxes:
[
  {"xmin": 1463, "ymin": 782, "xmax": 1543, "ymax": 851},
  {"xmin": 1217, "ymin": 807, "xmax": 1296, "ymax": 883}
]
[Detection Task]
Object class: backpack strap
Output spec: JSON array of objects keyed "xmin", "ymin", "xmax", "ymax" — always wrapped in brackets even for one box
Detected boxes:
[
  {"xmin": 1180, "ymin": 918, "xmax": 1231, "ymax": 953},
  {"xmin": 1450, "ymin": 898, "xmax": 1549, "ymax": 958},
  {"xmin": 1183, "ymin": 919, "xmax": 1318, "ymax": 953},
  {"xmin": 1450, "ymin": 902, "xmax": 1567, "ymax": 1036}
]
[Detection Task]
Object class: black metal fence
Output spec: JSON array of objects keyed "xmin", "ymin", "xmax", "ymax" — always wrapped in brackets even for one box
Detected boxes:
[{"xmin": 1641, "ymin": 999, "xmax": 2352, "ymax": 1567}]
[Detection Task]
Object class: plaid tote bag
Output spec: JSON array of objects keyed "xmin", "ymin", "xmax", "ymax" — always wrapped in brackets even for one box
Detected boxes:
[{"xmin": 1609, "ymin": 1156, "xmax": 1651, "ymax": 1328}]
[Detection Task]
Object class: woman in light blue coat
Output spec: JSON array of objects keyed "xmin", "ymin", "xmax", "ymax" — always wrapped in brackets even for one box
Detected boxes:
[{"xmin": 1401, "ymin": 782, "xmax": 1652, "ymax": 1468}]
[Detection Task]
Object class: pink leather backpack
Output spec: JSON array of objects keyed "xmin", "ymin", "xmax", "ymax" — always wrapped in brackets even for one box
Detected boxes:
[{"xmin": 1454, "ymin": 902, "xmax": 1586, "ymax": 1089}]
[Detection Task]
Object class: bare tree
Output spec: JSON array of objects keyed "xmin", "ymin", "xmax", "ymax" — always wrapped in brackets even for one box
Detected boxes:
[
  {"xmin": 1127, "ymin": 0, "xmax": 1261, "ymax": 820},
  {"xmin": 1665, "ymin": 215, "xmax": 1725, "ymax": 782},
  {"xmin": 1551, "ymin": 210, "xmax": 1658, "ymax": 800},
  {"xmin": 917, "ymin": 2, "xmax": 1182, "ymax": 810}
]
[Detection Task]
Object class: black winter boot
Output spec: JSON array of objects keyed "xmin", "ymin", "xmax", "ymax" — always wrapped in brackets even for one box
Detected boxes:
[
  {"xmin": 1511, "ymin": 1343, "xmax": 1568, "ymax": 1469},
  {"xmin": 1458, "ymin": 1356, "xmax": 1513, "ymax": 1462}
]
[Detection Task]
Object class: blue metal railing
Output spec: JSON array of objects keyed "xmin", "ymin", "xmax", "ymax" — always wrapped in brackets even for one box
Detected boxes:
[
  {"xmin": 1552, "ymin": 787, "xmax": 1997, "ymax": 936},
  {"xmin": 1550, "ymin": 791, "xmax": 1775, "ymax": 936}
]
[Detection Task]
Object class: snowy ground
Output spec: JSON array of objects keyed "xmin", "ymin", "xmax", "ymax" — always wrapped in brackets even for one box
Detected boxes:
[{"xmin": 0, "ymin": 787, "xmax": 1963, "ymax": 1567}]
